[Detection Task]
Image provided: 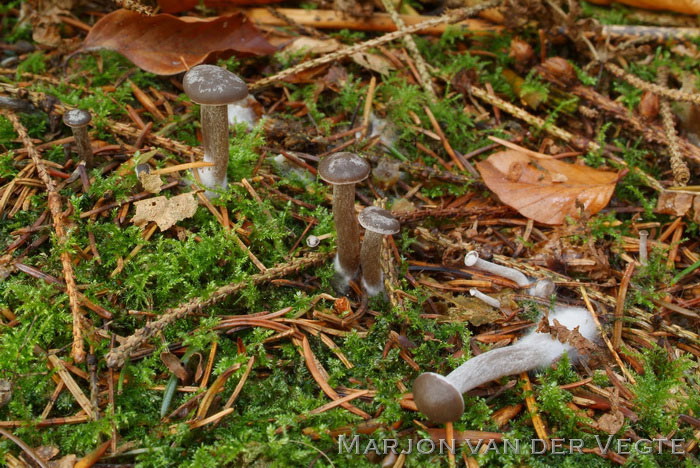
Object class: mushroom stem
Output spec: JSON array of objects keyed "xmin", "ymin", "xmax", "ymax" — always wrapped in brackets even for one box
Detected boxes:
[
  {"xmin": 72, "ymin": 125, "xmax": 93, "ymax": 168},
  {"xmin": 413, "ymin": 306, "xmax": 599, "ymax": 423},
  {"xmin": 198, "ymin": 105, "xmax": 229, "ymax": 194},
  {"xmin": 333, "ymin": 184, "xmax": 361, "ymax": 279},
  {"xmin": 464, "ymin": 251, "xmax": 530, "ymax": 287},
  {"xmin": 360, "ymin": 229, "xmax": 384, "ymax": 295},
  {"xmin": 469, "ymin": 288, "xmax": 500, "ymax": 308},
  {"xmin": 639, "ymin": 230, "xmax": 649, "ymax": 266}
]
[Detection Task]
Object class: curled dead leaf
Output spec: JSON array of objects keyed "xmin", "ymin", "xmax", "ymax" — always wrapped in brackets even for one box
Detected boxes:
[
  {"xmin": 476, "ymin": 150, "xmax": 618, "ymax": 225},
  {"xmin": 160, "ymin": 352, "xmax": 190, "ymax": 381},
  {"xmin": 132, "ymin": 192, "xmax": 198, "ymax": 231},
  {"xmin": 78, "ymin": 10, "xmax": 276, "ymax": 75}
]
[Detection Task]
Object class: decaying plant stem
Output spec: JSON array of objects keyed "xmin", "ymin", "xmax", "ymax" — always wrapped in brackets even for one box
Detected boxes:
[
  {"xmin": 379, "ymin": 0, "xmax": 436, "ymax": 100},
  {"xmin": 3, "ymin": 110, "xmax": 86, "ymax": 363},
  {"xmin": 604, "ymin": 62, "xmax": 700, "ymax": 105},
  {"xmin": 105, "ymin": 251, "xmax": 332, "ymax": 368},
  {"xmin": 657, "ymin": 67, "xmax": 690, "ymax": 186}
]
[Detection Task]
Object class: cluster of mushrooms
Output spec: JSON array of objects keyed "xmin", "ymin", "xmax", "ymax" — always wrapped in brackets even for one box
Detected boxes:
[
  {"xmin": 412, "ymin": 253, "xmax": 599, "ymax": 423},
  {"xmin": 317, "ymin": 151, "xmax": 400, "ymax": 297},
  {"xmin": 62, "ymin": 64, "xmax": 599, "ymax": 425}
]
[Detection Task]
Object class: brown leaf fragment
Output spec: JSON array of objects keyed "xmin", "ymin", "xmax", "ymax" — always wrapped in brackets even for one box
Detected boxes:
[
  {"xmin": 161, "ymin": 352, "xmax": 190, "ymax": 381},
  {"xmin": 49, "ymin": 455, "xmax": 77, "ymax": 468},
  {"xmin": 132, "ymin": 192, "xmax": 198, "ymax": 231},
  {"xmin": 138, "ymin": 171, "xmax": 164, "ymax": 194},
  {"xmin": 20, "ymin": 0, "xmax": 75, "ymax": 46},
  {"xmin": 596, "ymin": 410, "xmax": 625, "ymax": 434},
  {"xmin": 78, "ymin": 10, "xmax": 277, "ymax": 75},
  {"xmin": 595, "ymin": 388, "xmax": 624, "ymax": 434},
  {"xmin": 654, "ymin": 191, "xmax": 693, "ymax": 216},
  {"xmin": 476, "ymin": 150, "xmax": 618, "ymax": 225},
  {"xmin": 536, "ymin": 317, "xmax": 599, "ymax": 356},
  {"xmin": 693, "ymin": 195, "xmax": 700, "ymax": 224}
]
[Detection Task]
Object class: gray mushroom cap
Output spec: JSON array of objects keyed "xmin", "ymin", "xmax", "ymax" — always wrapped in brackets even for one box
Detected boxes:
[
  {"xmin": 358, "ymin": 206, "xmax": 399, "ymax": 235},
  {"xmin": 318, "ymin": 152, "xmax": 370, "ymax": 185},
  {"xmin": 183, "ymin": 65, "xmax": 248, "ymax": 105},
  {"xmin": 413, "ymin": 372, "xmax": 464, "ymax": 423},
  {"xmin": 63, "ymin": 109, "xmax": 91, "ymax": 128}
]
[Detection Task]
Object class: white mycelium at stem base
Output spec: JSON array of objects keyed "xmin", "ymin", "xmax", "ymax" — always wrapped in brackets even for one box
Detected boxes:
[{"xmin": 412, "ymin": 306, "xmax": 599, "ymax": 423}]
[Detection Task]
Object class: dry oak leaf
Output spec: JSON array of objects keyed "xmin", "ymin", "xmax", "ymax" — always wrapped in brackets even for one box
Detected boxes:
[
  {"xmin": 476, "ymin": 150, "xmax": 618, "ymax": 225},
  {"xmin": 132, "ymin": 192, "xmax": 198, "ymax": 231},
  {"xmin": 586, "ymin": 0, "xmax": 700, "ymax": 14},
  {"xmin": 78, "ymin": 9, "xmax": 276, "ymax": 75}
]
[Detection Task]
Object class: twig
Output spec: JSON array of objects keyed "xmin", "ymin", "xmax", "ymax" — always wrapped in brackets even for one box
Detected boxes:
[
  {"xmin": 380, "ymin": 0, "xmax": 436, "ymax": 100},
  {"xmin": 3, "ymin": 111, "xmax": 86, "ymax": 363},
  {"xmin": 105, "ymin": 252, "xmax": 332, "ymax": 368},
  {"xmin": 112, "ymin": 0, "xmax": 156, "ymax": 15},
  {"xmin": 604, "ymin": 62, "xmax": 700, "ymax": 105},
  {"xmin": 612, "ymin": 262, "xmax": 635, "ymax": 350},
  {"xmin": 0, "ymin": 428, "xmax": 49, "ymax": 468},
  {"xmin": 250, "ymin": 1, "xmax": 503, "ymax": 90},
  {"xmin": 657, "ymin": 67, "xmax": 690, "ymax": 186}
]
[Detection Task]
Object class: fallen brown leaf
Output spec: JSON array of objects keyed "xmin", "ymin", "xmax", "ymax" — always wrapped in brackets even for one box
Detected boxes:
[
  {"xmin": 78, "ymin": 10, "xmax": 276, "ymax": 75},
  {"xmin": 655, "ymin": 191, "xmax": 693, "ymax": 216},
  {"xmin": 586, "ymin": 0, "xmax": 700, "ymax": 14},
  {"xmin": 132, "ymin": 192, "xmax": 198, "ymax": 231},
  {"xmin": 476, "ymin": 150, "xmax": 618, "ymax": 225}
]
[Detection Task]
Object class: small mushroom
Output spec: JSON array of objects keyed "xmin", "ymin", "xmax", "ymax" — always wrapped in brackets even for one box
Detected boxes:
[
  {"xmin": 183, "ymin": 65, "xmax": 248, "ymax": 197},
  {"xmin": 317, "ymin": 152, "xmax": 371, "ymax": 290},
  {"xmin": 306, "ymin": 233, "xmax": 331, "ymax": 248},
  {"xmin": 63, "ymin": 109, "xmax": 93, "ymax": 168},
  {"xmin": 469, "ymin": 288, "xmax": 500, "ymax": 308},
  {"xmin": 413, "ymin": 306, "xmax": 598, "ymax": 423},
  {"xmin": 358, "ymin": 206, "xmax": 400, "ymax": 297},
  {"xmin": 465, "ymin": 251, "xmax": 553, "ymax": 298}
]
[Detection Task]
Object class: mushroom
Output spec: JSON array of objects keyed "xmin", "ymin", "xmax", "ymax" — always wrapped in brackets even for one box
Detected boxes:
[
  {"xmin": 63, "ymin": 109, "xmax": 93, "ymax": 168},
  {"xmin": 306, "ymin": 233, "xmax": 331, "ymax": 248},
  {"xmin": 465, "ymin": 251, "xmax": 554, "ymax": 298},
  {"xmin": 412, "ymin": 305, "xmax": 598, "ymax": 423},
  {"xmin": 469, "ymin": 288, "xmax": 500, "ymax": 308},
  {"xmin": 638, "ymin": 230, "xmax": 649, "ymax": 266},
  {"xmin": 183, "ymin": 65, "xmax": 248, "ymax": 197},
  {"xmin": 357, "ymin": 206, "xmax": 400, "ymax": 297},
  {"xmin": 317, "ymin": 152, "xmax": 371, "ymax": 290}
]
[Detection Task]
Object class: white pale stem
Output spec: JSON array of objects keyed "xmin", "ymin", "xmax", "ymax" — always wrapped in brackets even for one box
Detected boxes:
[
  {"xmin": 465, "ymin": 252, "xmax": 530, "ymax": 286},
  {"xmin": 445, "ymin": 343, "xmax": 549, "ymax": 394}
]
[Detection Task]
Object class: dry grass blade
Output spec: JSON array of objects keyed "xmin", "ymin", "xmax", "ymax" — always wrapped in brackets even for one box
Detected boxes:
[
  {"xmin": 195, "ymin": 362, "xmax": 242, "ymax": 420},
  {"xmin": 47, "ymin": 355, "xmax": 96, "ymax": 420},
  {"xmin": 298, "ymin": 336, "xmax": 371, "ymax": 419}
]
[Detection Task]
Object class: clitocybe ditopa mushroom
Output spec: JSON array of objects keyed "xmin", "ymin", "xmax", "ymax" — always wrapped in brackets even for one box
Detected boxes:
[
  {"xmin": 465, "ymin": 251, "xmax": 554, "ymax": 298},
  {"xmin": 317, "ymin": 152, "xmax": 370, "ymax": 291},
  {"xmin": 358, "ymin": 206, "xmax": 400, "ymax": 297},
  {"xmin": 412, "ymin": 306, "xmax": 598, "ymax": 423},
  {"xmin": 63, "ymin": 109, "xmax": 93, "ymax": 168},
  {"xmin": 183, "ymin": 64, "xmax": 248, "ymax": 197}
]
